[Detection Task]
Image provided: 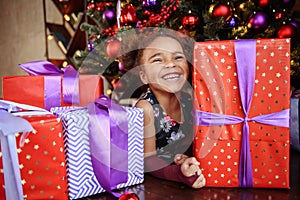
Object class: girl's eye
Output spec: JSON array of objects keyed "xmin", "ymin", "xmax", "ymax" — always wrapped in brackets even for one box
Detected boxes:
[
  {"xmin": 175, "ymin": 55, "xmax": 184, "ymax": 60},
  {"xmin": 152, "ymin": 58, "xmax": 162, "ymax": 63}
]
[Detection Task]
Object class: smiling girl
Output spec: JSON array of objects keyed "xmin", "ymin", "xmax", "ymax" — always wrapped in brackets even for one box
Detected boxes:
[{"xmin": 119, "ymin": 28, "xmax": 206, "ymax": 188}]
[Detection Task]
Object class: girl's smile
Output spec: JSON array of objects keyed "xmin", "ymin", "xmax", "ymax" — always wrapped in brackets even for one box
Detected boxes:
[{"xmin": 161, "ymin": 72, "xmax": 182, "ymax": 80}]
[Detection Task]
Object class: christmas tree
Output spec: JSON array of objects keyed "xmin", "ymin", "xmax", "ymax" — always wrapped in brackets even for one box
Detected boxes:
[{"xmin": 73, "ymin": 0, "xmax": 300, "ymax": 98}]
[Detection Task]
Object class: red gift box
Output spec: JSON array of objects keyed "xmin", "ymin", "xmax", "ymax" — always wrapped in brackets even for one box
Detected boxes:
[
  {"xmin": 2, "ymin": 60, "xmax": 103, "ymax": 110},
  {"xmin": 0, "ymin": 114, "xmax": 68, "ymax": 199},
  {"xmin": 2, "ymin": 74, "xmax": 103, "ymax": 110},
  {"xmin": 193, "ymin": 39, "xmax": 290, "ymax": 188}
]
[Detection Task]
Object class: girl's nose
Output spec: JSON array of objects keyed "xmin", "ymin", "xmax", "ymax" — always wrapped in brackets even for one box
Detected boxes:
[{"xmin": 165, "ymin": 59, "xmax": 176, "ymax": 68}]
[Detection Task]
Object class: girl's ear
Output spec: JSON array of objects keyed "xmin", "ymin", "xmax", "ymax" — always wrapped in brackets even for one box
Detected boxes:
[{"xmin": 139, "ymin": 70, "xmax": 148, "ymax": 85}]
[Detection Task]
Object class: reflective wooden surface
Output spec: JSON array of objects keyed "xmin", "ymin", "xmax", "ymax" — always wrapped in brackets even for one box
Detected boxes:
[{"xmin": 84, "ymin": 148, "xmax": 300, "ymax": 200}]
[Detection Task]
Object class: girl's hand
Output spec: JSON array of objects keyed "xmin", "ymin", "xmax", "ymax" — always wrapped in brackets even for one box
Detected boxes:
[
  {"xmin": 180, "ymin": 157, "xmax": 206, "ymax": 189},
  {"xmin": 180, "ymin": 157, "xmax": 200, "ymax": 177},
  {"xmin": 174, "ymin": 154, "xmax": 188, "ymax": 165}
]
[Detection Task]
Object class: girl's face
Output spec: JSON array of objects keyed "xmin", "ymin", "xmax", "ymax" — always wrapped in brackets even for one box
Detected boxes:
[{"xmin": 139, "ymin": 36, "xmax": 189, "ymax": 94}]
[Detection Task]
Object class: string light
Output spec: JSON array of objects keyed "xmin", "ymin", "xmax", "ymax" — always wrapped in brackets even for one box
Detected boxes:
[
  {"xmin": 239, "ymin": 3, "xmax": 245, "ymax": 10},
  {"xmin": 62, "ymin": 61, "xmax": 68, "ymax": 67},
  {"xmin": 64, "ymin": 14, "xmax": 70, "ymax": 21}
]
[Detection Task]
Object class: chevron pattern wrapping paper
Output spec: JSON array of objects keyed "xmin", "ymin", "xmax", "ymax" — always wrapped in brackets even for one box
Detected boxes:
[{"xmin": 51, "ymin": 106, "xmax": 144, "ymax": 199}]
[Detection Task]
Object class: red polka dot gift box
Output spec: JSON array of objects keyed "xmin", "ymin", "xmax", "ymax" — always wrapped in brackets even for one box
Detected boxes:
[
  {"xmin": 0, "ymin": 111, "xmax": 68, "ymax": 199},
  {"xmin": 193, "ymin": 39, "xmax": 290, "ymax": 188}
]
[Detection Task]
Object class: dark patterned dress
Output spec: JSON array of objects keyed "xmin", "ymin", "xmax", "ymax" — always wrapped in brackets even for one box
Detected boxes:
[{"xmin": 140, "ymin": 88, "xmax": 194, "ymax": 163}]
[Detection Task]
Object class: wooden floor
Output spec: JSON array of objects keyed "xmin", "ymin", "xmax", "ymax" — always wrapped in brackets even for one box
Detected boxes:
[{"xmin": 84, "ymin": 148, "xmax": 300, "ymax": 200}]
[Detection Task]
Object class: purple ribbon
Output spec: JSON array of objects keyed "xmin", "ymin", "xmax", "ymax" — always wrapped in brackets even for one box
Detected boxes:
[
  {"xmin": 19, "ymin": 60, "xmax": 80, "ymax": 109},
  {"xmin": 44, "ymin": 76, "xmax": 61, "ymax": 110},
  {"xmin": 87, "ymin": 95, "xmax": 128, "ymax": 197},
  {"xmin": 62, "ymin": 65, "xmax": 79, "ymax": 104},
  {"xmin": 0, "ymin": 101, "xmax": 34, "ymax": 200},
  {"xmin": 195, "ymin": 40, "xmax": 290, "ymax": 187}
]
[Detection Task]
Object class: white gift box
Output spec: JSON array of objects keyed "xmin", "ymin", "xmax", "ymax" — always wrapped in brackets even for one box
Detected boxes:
[{"xmin": 51, "ymin": 106, "xmax": 144, "ymax": 199}]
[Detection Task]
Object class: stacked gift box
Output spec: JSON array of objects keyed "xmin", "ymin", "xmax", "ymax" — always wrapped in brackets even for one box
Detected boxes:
[
  {"xmin": 0, "ymin": 61, "xmax": 145, "ymax": 199},
  {"xmin": 193, "ymin": 38, "xmax": 291, "ymax": 188}
]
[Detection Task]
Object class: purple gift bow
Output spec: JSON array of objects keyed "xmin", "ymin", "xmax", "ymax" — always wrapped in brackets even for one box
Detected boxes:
[
  {"xmin": 0, "ymin": 100, "xmax": 52, "ymax": 200},
  {"xmin": 18, "ymin": 60, "xmax": 80, "ymax": 109},
  {"xmin": 195, "ymin": 40, "xmax": 290, "ymax": 187},
  {"xmin": 87, "ymin": 95, "xmax": 128, "ymax": 197}
]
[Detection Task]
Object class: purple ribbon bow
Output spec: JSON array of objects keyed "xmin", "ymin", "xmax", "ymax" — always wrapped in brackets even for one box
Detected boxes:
[
  {"xmin": 0, "ymin": 101, "xmax": 35, "ymax": 200},
  {"xmin": 195, "ymin": 40, "xmax": 290, "ymax": 187},
  {"xmin": 87, "ymin": 95, "xmax": 128, "ymax": 197},
  {"xmin": 19, "ymin": 60, "xmax": 80, "ymax": 110}
]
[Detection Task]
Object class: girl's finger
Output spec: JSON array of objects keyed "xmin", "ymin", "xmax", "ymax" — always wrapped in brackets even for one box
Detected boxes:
[
  {"xmin": 192, "ymin": 174, "xmax": 206, "ymax": 189},
  {"xmin": 184, "ymin": 157, "xmax": 200, "ymax": 166},
  {"xmin": 196, "ymin": 168, "xmax": 202, "ymax": 176}
]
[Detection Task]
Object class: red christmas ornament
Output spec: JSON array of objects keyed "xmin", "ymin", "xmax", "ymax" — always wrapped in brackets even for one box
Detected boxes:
[
  {"xmin": 103, "ymin": 27, "xmax": 116, "ymax": 37},
  {"xmin": 119, "ymin": 192, "xmax": 139, "ymax": 200},
  {"xmin": 258, "ymin": 0, "xmax": 270, "ymax": 7},
  {"xmin": 95, "ymin": 3, "xmax": 105, "ymax": 12},
  {"xmin": 106, "ymin": 39, "xmax": 121, "ymax": 58},
  {"xmin": 212, "ymin": 3, "xmax": 232, "ymax": 20},
  {"xmin": 120, "ymin": 4, "xmax": 138, "ymax": 26},
  {"xmin": 277, "ymin": 24, "xmax": 297, "ymax": 38},
  {"xmin": 182, "ymin": 15, "xmax": 199, "ymax": 31},
  {"xmin": 148, "ymin": 14, "xmax": 161, "ymax": 26},
  {"xmin": 87, "ymin": 3, "xmax": 95, "ymax": 10}
]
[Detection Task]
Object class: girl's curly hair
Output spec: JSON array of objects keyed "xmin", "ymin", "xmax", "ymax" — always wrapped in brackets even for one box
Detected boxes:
[{"xmin": 118, "ymin": 27, "xmax": 195, "ymax": 72}]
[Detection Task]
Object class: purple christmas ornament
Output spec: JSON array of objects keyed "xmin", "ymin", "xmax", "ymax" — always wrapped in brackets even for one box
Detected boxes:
[
  {"xmin": 103, "ymin": 9, "xmax": 117, "ymax": 26},
  {"xmin": 118, "ymin": 62, "xmax": 126, "ymax": 73},
  {"xmin": 142, "ymin": 0, "xmax": 162, "ymax": 13},
  {"xmin": 224, "ymin": 16, "xmax": 239, "ymax": 27},
  {"xmin": 248, "ymin": 12, "xmax": 269, "ymax": 31},
  {"xmin": 88, "ymin": 40, "xmax": 94, "ymax": 51}
]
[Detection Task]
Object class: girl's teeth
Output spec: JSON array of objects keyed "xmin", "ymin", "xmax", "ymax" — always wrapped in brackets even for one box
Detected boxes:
[{"xmin": 163, "ymin": 74, "xmax": 180, "ymax": 79}]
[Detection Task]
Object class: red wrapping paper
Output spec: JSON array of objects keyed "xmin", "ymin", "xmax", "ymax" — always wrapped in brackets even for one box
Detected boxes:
[
  {"xmin": 0, "ymin": 114, "xmax": 68, "ymax": 199},
  {"xmin": 193, "ymin": 38, "xmax": 290, "ymax": 188},
  {"xmin": 2, "ymin": 75, "xmax": 103, "ymax": 109}
]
